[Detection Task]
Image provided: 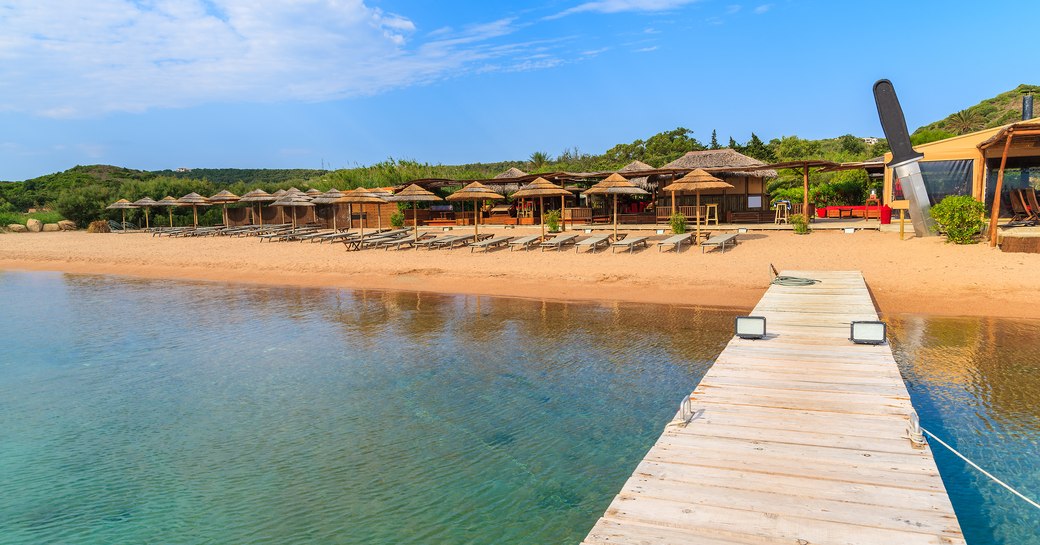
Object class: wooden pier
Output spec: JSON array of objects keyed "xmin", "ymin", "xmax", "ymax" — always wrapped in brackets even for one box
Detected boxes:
[{"xmin": 582, "ymin": 270, "xmax": 965, "ymax": 545}]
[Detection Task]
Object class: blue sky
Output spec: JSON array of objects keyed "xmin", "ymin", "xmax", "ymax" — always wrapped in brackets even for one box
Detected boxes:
[{"xmin": 0, "ymin": 0, "xmax": 1036, "ymax": 180}]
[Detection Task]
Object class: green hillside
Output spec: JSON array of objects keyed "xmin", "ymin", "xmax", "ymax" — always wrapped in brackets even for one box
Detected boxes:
[{"xmin": 915, "ymin": 84, "xmax": 1039, "ymax": 136}]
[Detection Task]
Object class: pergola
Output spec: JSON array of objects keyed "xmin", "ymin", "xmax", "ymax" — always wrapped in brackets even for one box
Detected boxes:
[
  {"xmin": 729, "ymin": 160, "xmax": 838, "ymax": 218},
  {"xmin": 979, "ymin": 121, "xmax": 1040, "ymax": 247}
]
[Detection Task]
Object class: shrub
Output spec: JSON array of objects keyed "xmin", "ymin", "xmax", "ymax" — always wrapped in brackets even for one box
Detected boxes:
[
  {"xmin": 669, "ymin": 212, "xmax": 687, "ymax": 234},
  {"xmin": 56, "ymin": 185, "xmax": 112, "ymax": 227},
  {"xmin": 544, "ymin": 209, "xmax": 561, "ymax": 232},
  {"xmin": 390, "ymin": 211, "xmax": 405, "ymax": 228},
  {"xmin": 930, "ymin": 195, "xmax": 985, "ymax": 244},
  {"xmin": 87, "ymin": 220, "xmax": 111, "ymax": 233},
  {"xmin": 791, "ymin": 214, "xmax": 810, "ymax": 234}
]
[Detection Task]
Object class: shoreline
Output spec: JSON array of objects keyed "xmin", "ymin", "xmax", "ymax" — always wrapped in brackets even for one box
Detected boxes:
[{"xmin": 2, "ymin": 230, "xmax": 1039, "ymax": 319}]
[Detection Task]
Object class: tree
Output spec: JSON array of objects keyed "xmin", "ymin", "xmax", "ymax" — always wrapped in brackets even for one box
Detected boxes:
[
  {"xmin": 528, "ymin": 151, "xmax": 552, "ymax": 170},
  {"xmin": 946, "ymin": 109, "xmax": 984, "ymax": 134},
  {"xmin": 55, "ymin": 184, "xmax": 113, "ymax": 226},
  {"xmin": 774, "ymin": 136, "xmax": 820, "ymax": 162},
  {"xmin": 728, "ymin": 136, "xmax": 738, "ymax": 149},
  {"xmin": 837, "ymin": 134, "xmax": 867, "ymax": 156},
  {"xmin": 911, "ymin": 129, "xmax": 955, "ymax": 146},
  {"xmin": 709, "ymin": 130, "xmax": 720, "ymax": 150},
  {"xmin": 743, "ymin": 133, "xmax": 775, "ymax": 162}
]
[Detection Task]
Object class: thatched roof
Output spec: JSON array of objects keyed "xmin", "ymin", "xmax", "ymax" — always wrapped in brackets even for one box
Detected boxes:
[
  {"xmin": 309, "ymin": 188, "xmax": 348, "ymax": 204},
  {"xmin": 389, "ymin": 184, "xmax": 442, "ymax": 202},
  {"xmin": 177, "ymin": 192, "xmax": 211, "ymax": 205},
  {"xmin": 662, "ymin": 149, "xmax": 777, "ymax": 178},
  {"xmin": 239, "ymin": 189, "xmax": 276, "ymax": 202},
  {"xmin": 305, "ymin": 188, "xmax": 323, "ymax": 196},
  {"xmin": 338, "ymin": 188, "xmax": 389, "ymax": 204},
  {"xmin": 494, "ymin": 167, "xmax": 528, "ymax": 179},
  {"xmin": 271, "ymin": 193, "xmax": 315, "ymax": 207},
  {"xmin": 209, "ymin": 189, "xmax": 240, "ymax": 203},
  {"xmin": 512, "ymin": 177, "xmax": 571, "ymax": 198},
  {"xmin": 132, "ymin": 197, "xmax": 158, "ymax": 207},
  {"xmin": 583, "ymin": 173, "xmax": 647, "ymax": 196},
  {"xmin": 446, "ymin": 181, "xmax": 505, "ymax": 202},
  {"xmin": 155, "ymin": 196, "xmax": 181, "ymax": 207},
  {"xmin": 107, "ymin": 198, "xmax": 138, "ymax": 209},
  {"xmin": 663, "ymin": 169, "xmax": 734, "ymax": 193}
]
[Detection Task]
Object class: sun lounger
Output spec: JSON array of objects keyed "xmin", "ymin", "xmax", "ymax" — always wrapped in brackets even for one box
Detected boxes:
[
  {"xmin": 657, "ymin": 233, "xmax": 693, "ymax": 253},
  {"xmin": 611, "ymin": 235, "xmax": 649, "ymax": 253},
  {"xmin": 469, "ymin": 236, "xmax": 513, "ymax": 252},
  {"xmin": 701, "ymin": 233, "xmax": 739, "ymax": 253},
  {"xmin": 508, "ymin": 235, "xmax": 542, "ymax": 251},
  {"xmin": 424, "ymin": 234, "xmax": 468, "ymax": 249},
  {"xmin": 343, "ymin": 231, "xmax": 410, "ymax": 251},
  {"xmin": 381, "ymin": 232, "xmax": 435, "ymax": 250},
  {"xmin": 574, "ymin": 234, "xmax": 611, "ymax": 253},
  {"xmin": 540, "ymin": 234, "xmax": 578, "ymax": 251},
  {"xmin": 433, "ymin": 234, "xmax": 490, "ymax": 249}
]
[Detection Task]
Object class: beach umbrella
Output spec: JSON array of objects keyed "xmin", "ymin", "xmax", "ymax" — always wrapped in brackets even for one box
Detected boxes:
[
  {"xmin": 132, "ymin": 197, "xmax": 158, "ymax": 230},
  {"xmin": 583, "ymin": 173, "xmax": 649, "ymax": 239},
  {"xmin": 311, "ymin": 189, "xmax": 349, "ymax": 231},
  {"xmin": 106, "ymin": 199, "xmax": 138, "ymax": 232},
  {"xmin": 339, "ymin": 188, "xmax": 388, "ymax": 245},
  {"xmin": 511, "ymin": 177, "xmax": 570, "ymax": 238},
  {"xmin": 176, "ymin": 192, "xmax": 212, "ymax": 228},
  {"xmin": 387, "ymin": 184, "xmax": 442, "ymax": 242},
  {"xmin": 663, "ymin": 169, "xmax": 733, "ymax": 242},
  {"xmin": 270, "ymin": 193, "xmax": 314, "ymax": 229},
  {"xmin": 208, "ymin": 190, "xmax": 240, "ymax": 227},
  {"xmin": 155, "ymin": 196, "xmax": 181, "ymax": 227},
  {"xmin": 238, "ymin": 189, "xmax": 275, "ymax": 226},
  {"xmin": 270, "ymin": 189, "xmax": 290, "ymax": 223},
  {"xmin": 446, "ymin": 182, "xmax": 505, "ymax": 238},
  {"xmin": 369, "ymin": 188, "xmax": 395, "ymax": 230},
  {"xmin": 305, "ymin": 188, "xmax": 323, "ymax": 197}
]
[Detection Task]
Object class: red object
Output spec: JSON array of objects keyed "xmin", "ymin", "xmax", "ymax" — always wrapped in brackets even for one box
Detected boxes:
[{"xmin": 880, "ymin": 205, "xmax": 892, "ymax": 224}]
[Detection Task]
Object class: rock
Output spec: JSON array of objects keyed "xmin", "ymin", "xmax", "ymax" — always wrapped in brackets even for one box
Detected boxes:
[
  {"xmin": 43, "ymin": 223, "xmax": 60, "ymax": 232},
  {"xmin": 58, "ymin": 220, "xmax": 77, "ymax": 231},
  {"xmin": 7, "ymin": 224, "xmax": 27, "ymax": 233},
  {"xmin": 25, "ymin": 218, "xmax": 43, "ymax": 232}
]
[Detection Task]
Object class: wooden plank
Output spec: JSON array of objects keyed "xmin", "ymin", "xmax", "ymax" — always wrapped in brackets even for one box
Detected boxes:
[{"xmin": 582, "ymin": 270, "xmax": 964, "ymax": 545}]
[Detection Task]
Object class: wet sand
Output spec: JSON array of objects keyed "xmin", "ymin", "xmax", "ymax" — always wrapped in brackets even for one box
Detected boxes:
[{"xmin": 2, "ymin": 229, "xmax": 1038, "ymax": 318}]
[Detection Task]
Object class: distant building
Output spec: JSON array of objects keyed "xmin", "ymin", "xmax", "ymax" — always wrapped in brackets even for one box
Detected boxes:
[
  {"xmin": 861, "ymin": 137, "xmax": 880, "ymax": 145},
  {"xmin": 175, "ymin": 167, "xmax": 192, "ymax": 172}
]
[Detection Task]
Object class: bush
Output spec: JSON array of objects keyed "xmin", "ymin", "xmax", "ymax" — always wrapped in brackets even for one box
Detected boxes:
[
  {"xmin": 87, "ymin": 220, "xmax": 111, "ymax": 233},
  {"xmin": 791, "ymin": 214, "xmax": 810, "ymax": 234},
  {"xmin": 544, "ymin": 209, "xmax": 561, "ymax": 232},
  {"xmin": 390, "ymin": 211, "xmax": 405, "ymax": 228},
  {"xmin": 930, "ymin": 195, "xmax": 985, "ymax": 244},
  {"xmin": 56, "ymin": 185, "xmax": 112, "ymax": 227},
  {"xmin": 669, "ymin": 212, "xmax": 687, "ymax": 234}
]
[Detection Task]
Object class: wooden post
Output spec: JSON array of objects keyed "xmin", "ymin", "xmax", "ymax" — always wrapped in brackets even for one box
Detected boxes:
[
  {"xmin": 613, "ymin": 194, "xmax": 618, "ymax": 239},
  {"xmin": 474, "ymin": 199, "xmax": 479, "ymax": 237},
  {"xmin": 802, "ymin": 165, "xmax": 810, "ymax": 219},
  {"xmin": 539, "ymin": 196, "xmax": 545, "ymax": 237},
  {"xmin": 561, "ymin": 194, "xmax": 566, "ymax": 232},
  {"xmin": 695, "ymin": 191, "xmax": 702, "ymax": 242},
  {"xmin": 899, "ymin": 209, "xmax": 905, "ymax": 240},
  {"xmin": 988, "ymin": 132, "xmax": 1014, "ymax": 247},
  {"xmin": 413, "ymin": 201, "xmax": 418, "ymax": 242},
  {"xmin": 192, "ymin": 205, "xmax": 198, "ymax": 227}
]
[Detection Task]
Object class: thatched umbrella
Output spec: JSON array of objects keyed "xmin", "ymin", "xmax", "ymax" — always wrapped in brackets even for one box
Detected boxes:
[
  {"xmin": 155, "ymin": 196, "xmax": 180, "ymax": 227},
  {"xmin": 270, "ymin": 193, "xmax": 314, "ymax": 229},
  {"xmin": 511, "ymin": 177, "xmax": 571, "ymax": 238},
  {"xmin": 369, "ymin": 188, "xmax": 395, "ymax": 230},
  {"xmin": 446, "ymin": 182, "xmax": 504, "ymax": 237},
  {"xmin": 388, "ymin": 184, "xmax": 442, "ymax": 242},
  {"xmin": 238, "ymin": 189, "xmax": 275, "ymax": 226},
  {"xmin": 339, "ymin": 188, "xmax": 388, "ymax": 244},
  {"xmin": 310, "ymin": 189, "xmax": 349, "ymax": 230},
  {"xmin": 209, "ymin": 190, "xmax": 240, "ymax": 227},
  {"xmin": 663, "ymin": 169, "xmax": 733, "ymax": 241},
  {"xmin": 582, "ymin": 173, "xmax": 649, "ymax": 239},
  {"xmin": 305, "ymin": 188, "xmax": 323, "ymax": 197},
  {"xmin": 176, "ymin": 192, "xmax": 211, "ymax": 228},
  {"xmin": 132, "ymin": 197, "xmax": 158, "ymax": 230},
  {"xmin": 106, "ymin": 199, "xmax": 138, "ymax": 231}
]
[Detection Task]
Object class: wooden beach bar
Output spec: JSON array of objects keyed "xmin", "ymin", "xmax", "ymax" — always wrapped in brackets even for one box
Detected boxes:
[{"xmin": 582, "ymin": 270, "xmax": 964, "ymax": 545}]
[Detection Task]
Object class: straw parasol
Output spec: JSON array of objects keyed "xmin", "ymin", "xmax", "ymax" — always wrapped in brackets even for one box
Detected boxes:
[
  {"xmin": 368, "ymin": 188, "xmax": 395, "ymax": 230},
  {"xmin": 446, "ymin": 182, "xmax": 504, "ymax": 237},
  {"xmin": 155, "ymin": 196, "xmax": 180, "ymax": 227},
  {"xmin": 582, "ymin": 173, "xmax": 649, "ymax": 239},
  {"xmin": 387, "ymin": 184, "xmax": 442, "ymax": 242},
  {"xmin": 132, "ymin": 197, "xmax": 158, "ymax": 230},
  {"xmin": 176, "ymin": 192, "xmax": 211, "ymax": 228},
  {"xmin": 511, "ymin": 177, "xmax": 571, "ymax": 238},
  {"xmin": 338, "ymin": 188, "xmax": 388, "ymax": 244},
  {"xmin": 663, "ymin": 168, "xmax": 733, "ymax": 241},
  {"xmin": 238, "ymin": 189, "xmax": 275, "ymax": 226},
  {"xmin": 270, "ymin": 193, "xmax": 314, "ymax": 229},
  {"xmin": 209, "ymin": 190, "xmax": 240, "ymax": 227},
  {"xmin": 106, "ymin": 199, "xmax": 138, "ymax": 231},
  {"xmin": 310, "ymin": 188, "xmax": 349, "ymax": 231},
  {"xmin": 305, "ymin": 188, "xmax": 323, "ymax": 197}
]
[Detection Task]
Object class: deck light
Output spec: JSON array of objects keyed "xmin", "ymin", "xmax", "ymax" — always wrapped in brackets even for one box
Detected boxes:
[
  {"xmin": 850, "ymin": 321, "xmax": 886, "ymax": 344},
  {"xmin": 735, "ymin": 316, "xmax": 767, "ymax": 339}
]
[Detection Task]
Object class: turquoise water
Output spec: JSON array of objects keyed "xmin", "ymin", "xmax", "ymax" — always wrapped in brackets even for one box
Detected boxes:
[
  {"xmin": 1, "ymin": 272, "xmax": 1037, "ymax": 544},
  {"xmin": 0, "ymin": 272, "xmax": 734, "ymax": 544}
]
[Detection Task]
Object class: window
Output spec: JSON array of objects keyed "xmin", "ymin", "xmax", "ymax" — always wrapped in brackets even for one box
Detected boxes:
[{"xmin": 747, "ymin": 195, "xmax": 763, "ymax": 209}]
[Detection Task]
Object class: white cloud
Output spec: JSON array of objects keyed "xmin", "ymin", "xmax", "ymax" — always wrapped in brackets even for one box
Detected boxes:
[
  {"xmin": 548, "ymin": 0, "xmax": 701, "ymax": 19},
  {"xmin": 753, "ymin": 4, "xmax": 772, "ymax": 14},
  {"xmin": 634, "ymin": 46, "xmax": 658, "ymax": 52},
  {"xmin": 726, "ymin": 5, "xmax": 742, "ymax": 14},
  {"xmin": 0, "ymin": 1, "xmax": 535, "ymax": 118}
]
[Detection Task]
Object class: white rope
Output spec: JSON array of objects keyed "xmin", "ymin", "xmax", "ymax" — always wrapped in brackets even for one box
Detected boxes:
[{"xmin": 921, "ymin": 426, "xmax": 1040, "ymax": 511}]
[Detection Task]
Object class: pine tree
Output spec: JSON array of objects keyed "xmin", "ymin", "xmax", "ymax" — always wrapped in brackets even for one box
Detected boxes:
[
  {"xmin": 728, "ymin": 136, "xmax": 738, "ymax": 149},
  {"xmin": 709, "ymin": 130, "xmax": 720, "ymax": 150}
]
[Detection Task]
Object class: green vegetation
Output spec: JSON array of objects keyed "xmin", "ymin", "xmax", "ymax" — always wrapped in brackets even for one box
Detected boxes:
[
  {"xmin": 669, "ymin": 212, "xmax": 687, "ymax": 234},
  {"xmin": 0, "ymin": 210, "xmax": 63, "ymax": 227},
  {"xmin": 390, "ymin": 211, "xmax": 405, "ymax": 228},
  {"xmin": 915, "ymin": 84, "xmax": 1040, "ymax": 136},
  {"xmin": 791, "ymin": 214, "xmax": 810, "ymax": 234},
  {"xmin": 544, "ymin": 209, "xmax": 561, "ymax": 232},
  {"xmin": 930, "ymin": 195, "xmax": 986, "ymax": 244}
]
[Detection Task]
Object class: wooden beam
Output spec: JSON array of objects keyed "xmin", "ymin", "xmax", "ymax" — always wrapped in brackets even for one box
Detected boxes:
[
  {"xmin": 988, "ymin": 132, "xmax": 1015, "ymax": 247},
  {"xmin": 802, "ymin": 165, "xmax": 810, "ymax": 218}
]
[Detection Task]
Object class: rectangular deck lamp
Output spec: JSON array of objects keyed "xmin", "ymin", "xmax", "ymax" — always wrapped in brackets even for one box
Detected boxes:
[
  {"xmin": 735, "ymin": 316, "xmax": 767, "ymax": 339},
  {"xmin": 850, "ymin": 321, "xmax": 887, "ymax": 344}
]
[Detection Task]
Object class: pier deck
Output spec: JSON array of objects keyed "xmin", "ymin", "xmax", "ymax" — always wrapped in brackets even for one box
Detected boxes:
[{"xmin": 582, "ymin": 270, "xmax": 964, "ymax": 545}]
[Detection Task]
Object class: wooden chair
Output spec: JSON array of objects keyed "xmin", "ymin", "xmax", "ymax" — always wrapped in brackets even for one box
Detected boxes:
[
  {"xmin": 1024, "ymin": 189, "xmax": 1040, "ymax": 222},
  {"xmin": 1009, "ymin": 189, "xmax": 1030, "ymax": 222}
]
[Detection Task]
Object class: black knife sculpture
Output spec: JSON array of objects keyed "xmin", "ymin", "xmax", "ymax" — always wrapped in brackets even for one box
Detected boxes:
[{"xmin": 873, "ymin": 79, "xmax": 935, "ymax": 237}]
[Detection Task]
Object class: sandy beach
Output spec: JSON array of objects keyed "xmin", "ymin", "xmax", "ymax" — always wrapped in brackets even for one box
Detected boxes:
[{"xmin": 2, "ymin": 228, "xmax": 1038, "ymax": 319}]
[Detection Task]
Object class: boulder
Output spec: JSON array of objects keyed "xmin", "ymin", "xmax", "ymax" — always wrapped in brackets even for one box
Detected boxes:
[
  {"xmin": 43, "ymin": 223, "xmax": 60, "ymax": 232},
  {"xmin": 58, "ymin": 220, "xmax": 77, "ymax": 231},
  {"xmin": 25, "ymin": 218, "xmax": 43, "ymax": 232},
  {"xmin": 7, "ymin": 224, "xmax": 27, "ymax": 233}
]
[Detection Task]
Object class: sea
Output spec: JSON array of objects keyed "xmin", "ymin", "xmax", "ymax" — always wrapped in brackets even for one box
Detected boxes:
[{"xmin": 0, "ymin": 271, "xmax": 1036, "ymax": 544}]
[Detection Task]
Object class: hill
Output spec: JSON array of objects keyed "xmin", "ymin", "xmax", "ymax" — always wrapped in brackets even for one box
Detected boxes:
[{"xmin": 915, "ymin": 84, "xmax": 1039, "ymax": 136}]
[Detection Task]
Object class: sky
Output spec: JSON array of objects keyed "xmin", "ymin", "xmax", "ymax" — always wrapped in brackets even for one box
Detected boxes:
[{"xmin": 0, "ymin": 0, "xmax": 1037, "ymax": 181}]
